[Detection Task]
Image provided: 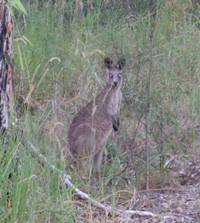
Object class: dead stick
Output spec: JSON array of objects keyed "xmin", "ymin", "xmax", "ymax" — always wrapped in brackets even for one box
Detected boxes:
[{"xmin": 27, "ymin": 140, "xmax": 156, "ymax": 218}]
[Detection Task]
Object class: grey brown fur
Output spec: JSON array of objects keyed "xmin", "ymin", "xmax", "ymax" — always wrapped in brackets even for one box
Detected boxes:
[{"xmin": 68, "ymin": 57, "xmax": 125, "ymax": 175}]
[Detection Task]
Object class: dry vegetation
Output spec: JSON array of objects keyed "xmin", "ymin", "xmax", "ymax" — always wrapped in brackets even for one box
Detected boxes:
[{"xmin": 1, "ymin": 0, "xmax": 200, "ymax": 222}]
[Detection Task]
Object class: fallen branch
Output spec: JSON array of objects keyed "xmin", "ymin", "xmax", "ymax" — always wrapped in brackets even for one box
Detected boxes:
[{"xmin": 26, "ymin": 140, "xmax": 156, "ymax": 218}]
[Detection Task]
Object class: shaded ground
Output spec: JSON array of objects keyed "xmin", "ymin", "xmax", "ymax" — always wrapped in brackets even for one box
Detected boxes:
[
  {"xmin": 125, "ymin": 155, "xmax": 200, "ymax": 223},
  {"xmin": 130, "ymin": 182, "xmax": 200, "ymax": 223},
  {"xmin": 75, "ymin": 156, "xmax": 200, "ymax": 223}
]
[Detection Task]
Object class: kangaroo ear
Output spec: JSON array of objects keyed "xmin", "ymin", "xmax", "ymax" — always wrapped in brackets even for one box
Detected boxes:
[
  {"xmin": 117, "ymin": 58, "xmax": 126, "ymax": 70},
  {"xmin": 104, "ymin": 57, "xmax": 113, "ymax": 69}
]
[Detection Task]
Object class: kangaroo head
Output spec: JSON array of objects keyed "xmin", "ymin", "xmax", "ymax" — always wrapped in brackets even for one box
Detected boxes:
[{"xmin": 104, "ymin": 57, "xmax": 126, "ymax": 88}]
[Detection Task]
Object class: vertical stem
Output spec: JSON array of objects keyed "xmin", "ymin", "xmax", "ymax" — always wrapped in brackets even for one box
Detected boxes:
[
  {"xmin": 145, "ymin": 7, "xmax": 157, "ymax": 189},
  {"xmin": 145, "ymin": 46, "xmax": 152, "ymax": 190},
  {"xmin": 159, "ymin": 109, "xmax": 165, "ymax": 174}
]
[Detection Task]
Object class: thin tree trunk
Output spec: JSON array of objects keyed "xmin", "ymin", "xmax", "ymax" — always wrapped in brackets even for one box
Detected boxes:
[
  {"xmin": 192, "ymin": 0, "xmax": 200, "ymax": 8},
  {"xmin": 0, "ymin": 0, "xmax": 13, "ymax": 131},
  {"xmin": 74, "ymin": 0, "xmax": 84, "ymax": 18},
  {"xmin": 87, "ymin": 0, "xmax": 94, "ymax": 12}
]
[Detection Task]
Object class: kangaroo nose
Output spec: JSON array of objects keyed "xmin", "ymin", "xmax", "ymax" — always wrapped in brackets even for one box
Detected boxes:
[{"xmin": 113, "ymin": 81, "xmax": 118, "ymax": 86}]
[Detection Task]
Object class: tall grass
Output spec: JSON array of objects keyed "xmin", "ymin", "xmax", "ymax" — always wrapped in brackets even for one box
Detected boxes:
[{"xmin": 1, "ymin": 0, "xmax": 200, "ymax": 221}]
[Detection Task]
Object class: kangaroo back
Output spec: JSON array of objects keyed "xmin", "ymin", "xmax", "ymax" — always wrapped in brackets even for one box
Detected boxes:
[{"xmin": 68, "ymin": 57, "xmax": 126, "ymax": 175}]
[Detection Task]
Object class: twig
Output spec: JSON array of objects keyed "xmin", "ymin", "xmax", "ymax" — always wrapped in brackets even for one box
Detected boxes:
[{"xmin": 26, "ymin": 140, "xmax": 156, "ymax": 218}]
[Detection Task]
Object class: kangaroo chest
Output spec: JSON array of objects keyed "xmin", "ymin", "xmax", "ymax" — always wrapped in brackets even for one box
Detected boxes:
[{"xmin": 107, "ymin": 89, "xmax": 121, "ymax": 115}]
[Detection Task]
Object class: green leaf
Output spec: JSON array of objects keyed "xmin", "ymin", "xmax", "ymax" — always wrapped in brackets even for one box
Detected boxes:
[{"xmin": 8, "ymin": 0, "xmax": 27, "ymax": 15}]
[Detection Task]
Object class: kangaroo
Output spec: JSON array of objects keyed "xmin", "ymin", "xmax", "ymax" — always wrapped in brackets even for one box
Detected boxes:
[{"xmin": 68, "ymin": 57, "xmax": 125, "ymax": 175}]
